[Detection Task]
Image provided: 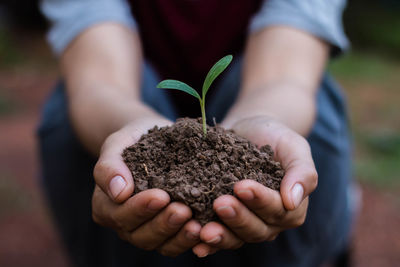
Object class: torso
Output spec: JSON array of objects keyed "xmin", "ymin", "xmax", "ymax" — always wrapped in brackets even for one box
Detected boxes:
[{"xmin": 130, "ymin": 0, "xmax": 262, "ymax": 116}]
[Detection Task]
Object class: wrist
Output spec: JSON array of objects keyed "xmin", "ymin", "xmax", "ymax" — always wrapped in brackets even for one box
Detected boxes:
[
  {"xmin": 222, "ymin": 113, "xmax": 278, "ymax": 130},
  {"xmin": 69, "ymin": 91, "xmax": 169, "ymax": 155},
  {"xmin": 222, "ymin": 83, "xmax": 317, "ymax": 136}
]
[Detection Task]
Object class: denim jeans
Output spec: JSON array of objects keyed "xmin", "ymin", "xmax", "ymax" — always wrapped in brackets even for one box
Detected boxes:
[{"xmin": 37, "ymin": 59, "xmax": 352, "ymax": 267}]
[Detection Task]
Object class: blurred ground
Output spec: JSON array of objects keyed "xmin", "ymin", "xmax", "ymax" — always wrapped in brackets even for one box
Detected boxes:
[
  {"xmin": 1, "ymin": 2, "xmax": 400, "ymax": 266},
  {"xmin": 0, "ymin": 29, "xmax": 70, "ymax": 267}
]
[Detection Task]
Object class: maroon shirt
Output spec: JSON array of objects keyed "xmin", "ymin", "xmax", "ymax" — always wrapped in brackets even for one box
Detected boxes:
[{"xmin": 130, "ymin": 0, "xmax": 262, "ymax": 116}]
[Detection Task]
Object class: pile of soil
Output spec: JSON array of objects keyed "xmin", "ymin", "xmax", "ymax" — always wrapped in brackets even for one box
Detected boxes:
[{"xmin": 122, "ymin": 118, "xmax": 284, "ymax": 225}]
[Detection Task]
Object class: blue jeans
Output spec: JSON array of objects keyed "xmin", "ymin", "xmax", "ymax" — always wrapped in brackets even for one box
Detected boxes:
[{"xmin": 37, "ymin": 59, "xmax": 352, "ymax": 267}]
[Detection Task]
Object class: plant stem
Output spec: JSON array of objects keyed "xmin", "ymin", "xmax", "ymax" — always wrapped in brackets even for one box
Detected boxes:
[{"xmin": 200, "ymin": 99, "xmax": 207, "ymax": 137}]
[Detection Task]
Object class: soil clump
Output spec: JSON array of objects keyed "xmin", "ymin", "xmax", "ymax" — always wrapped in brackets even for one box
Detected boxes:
[{"xmin": 122, "ymin": 118, "xmax": 284, "ymax": 225}]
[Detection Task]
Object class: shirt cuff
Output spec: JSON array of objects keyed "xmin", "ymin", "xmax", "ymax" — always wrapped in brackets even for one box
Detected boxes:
[
  {"xmin": 42, "ymin": 0, "xmax": 137, "ymax": 56},
  {"xmin": 249, "ymin": 0, "xmax": 350, "ymax": 56}
]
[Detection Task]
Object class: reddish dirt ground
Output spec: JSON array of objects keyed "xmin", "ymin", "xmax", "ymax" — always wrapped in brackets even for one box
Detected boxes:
[
  {"xmin": 352, "ymin": 186, "xmax": 400, "ymax": 267},
  {"xmin": 0, "ymin": 71, "xmax": 71, "ymax": 267}
]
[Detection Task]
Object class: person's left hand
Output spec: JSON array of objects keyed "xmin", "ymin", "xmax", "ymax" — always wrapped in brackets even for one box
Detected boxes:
[{"xmin": 192, "ymin": 116, "xmax": 318, "ymax": 257}]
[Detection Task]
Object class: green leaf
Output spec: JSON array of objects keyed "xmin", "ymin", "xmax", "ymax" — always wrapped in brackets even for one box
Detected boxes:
[
  {"xmin": 157, "ymin": 79, "xmax": 201, "ymax": 100},
  {"xmin": 202, "ymin": 55, "xmax": 233, "ymax": 99}
]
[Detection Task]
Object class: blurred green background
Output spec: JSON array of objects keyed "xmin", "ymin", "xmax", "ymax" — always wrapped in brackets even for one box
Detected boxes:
[{"xmin": 329, "ymin": 0, "xmax": 400, "ymax": 191}]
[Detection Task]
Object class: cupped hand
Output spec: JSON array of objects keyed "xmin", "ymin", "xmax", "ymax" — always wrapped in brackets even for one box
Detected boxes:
[
  {"xmin": 92, "ymin": 117, "xmax": 202, "ymax": 257},
  {"xmin": 192, "ymin": 115, "xmax": 318, "ymax": 257}
]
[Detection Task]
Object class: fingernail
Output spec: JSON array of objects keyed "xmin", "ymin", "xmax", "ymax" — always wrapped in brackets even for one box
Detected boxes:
[
  {"xmin": 168, "ymin": 213, "xmax": 185, "ymax": 226},
  {"xmin": 197, "ymin": 252, "xmax": 208, "ymax": 258},
  {"xmin": 109, "ymin": 175, "xmax": 126, "ymax": 199},
  {"xmin": 206, "ymin": 236, "xmax": 221, "ymax": 244},
  {"xmin": 216, "ymin": 206, "xmax": 236, "ymax": 219},
  {"xmin": 237, "ymin": 189, "xmax": 254, "ymax": 200},
  {"xmin": 291, "ymin": 183, "xmax": 304, "ymax": 208},
  {"xmin": 185, "ymin": 231, "xmax": 199, "ymax": 240},
  {"xmin": 147, "ymin": 199, "xmax": 164, "ymax": 211}
]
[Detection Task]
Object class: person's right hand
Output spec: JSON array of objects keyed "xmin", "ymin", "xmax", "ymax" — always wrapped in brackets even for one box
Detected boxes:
[{"xmin": 92, "ymin": 117, "xmax": 203, "ymax": 257}]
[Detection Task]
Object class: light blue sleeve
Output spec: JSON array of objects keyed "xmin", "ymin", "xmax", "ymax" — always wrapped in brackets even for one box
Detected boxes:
[
  {"xmin": 249, "ymin": 0, "xmax": 349, "ymax": 55},
  {"xmin": 40, "ymin": 0, "xmax": 137, "ymax": 55}
]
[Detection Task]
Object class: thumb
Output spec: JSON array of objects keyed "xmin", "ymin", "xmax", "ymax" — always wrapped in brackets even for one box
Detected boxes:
[
  {"xmin": 93, "ymin": 128, "xmax": 142, "ymax": 203},
  {"xmin": 277, "ymin": 134, "xmax": 318, "ymax": 211}
]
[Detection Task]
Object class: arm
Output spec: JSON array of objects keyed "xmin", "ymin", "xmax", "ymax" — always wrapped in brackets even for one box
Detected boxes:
[
  {"xmin": 61, "ymin": 23, "xmax": 165, "ymax": 154},
  {"xmin": 223, "ymin": 26, "xmax": 329, "ymax": 135},
  {"xmin": 192, "ymin": 26, "xmax": 327, "ymax": 257}
]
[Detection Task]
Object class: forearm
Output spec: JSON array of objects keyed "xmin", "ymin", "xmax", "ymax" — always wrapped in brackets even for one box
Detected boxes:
[
  {"xmin": 61, "ymin": 23, "xmax": 166, "ymax": 154},
  {"xmin": 223, "ymin": 26, "xmax": 329, "ymax": 136}
]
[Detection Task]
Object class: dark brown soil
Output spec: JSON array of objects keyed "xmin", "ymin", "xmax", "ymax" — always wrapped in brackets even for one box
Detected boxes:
[{"xmin": 122, "ymin": 118, "xmax": 284, "ymax": 225}]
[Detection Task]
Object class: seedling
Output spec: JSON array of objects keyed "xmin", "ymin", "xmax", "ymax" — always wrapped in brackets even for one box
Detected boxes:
[{"xmin": 157, "ymin": 55, "xmax": 233, "ymax": 137}]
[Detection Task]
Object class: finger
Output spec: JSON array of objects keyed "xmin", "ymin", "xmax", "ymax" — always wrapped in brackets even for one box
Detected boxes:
[
  {"xmin": 213, "ymin": 194, "xmax": 279, "ymax": 242},
  {"xmin": 92, "ymin": 186, "xmax": 170, "ymax": 231},
  {"xmin": 157, "ymin": 220, "xmax": 201, "ymax": 257},
  {"xmin": 234, "ymin": 180, "xmax": 284, "ymax": 224},
  {"xmin": 92, "ymin": 185, "xmax": 118, "ymax": 228},
  {"xmin": 235, "ymin": 180, "xmax": 308, "ymax": 228},
  {"xmin": 112, "ymin": 189, "xmax": 170, "ymax": 231},
  {"xmin": 199, "ymin": 222, "xmax": 244, "ymax": 250},
  {"xmin": 125, "ymin": 202, "xmax": 192, "ymax": 250},
  {"xmin": 192, "ymin": 243, "xmax": 219, "ymax": 258},
  {"xmin": 94, "ymin": 128, "xmax": 143, "ymax": 203}
]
